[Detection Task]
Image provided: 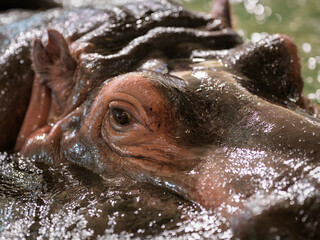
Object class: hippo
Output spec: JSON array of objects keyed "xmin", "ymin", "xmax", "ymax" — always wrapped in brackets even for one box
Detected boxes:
[{"xmin": 0, "ymin": 0, "xmax": 320, "ymax": 238}]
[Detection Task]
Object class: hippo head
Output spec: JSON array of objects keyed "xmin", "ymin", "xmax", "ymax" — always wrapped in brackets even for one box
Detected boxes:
[{"xmin": 7, "ymin": 0, "xmax": 320, "ymax": 236}]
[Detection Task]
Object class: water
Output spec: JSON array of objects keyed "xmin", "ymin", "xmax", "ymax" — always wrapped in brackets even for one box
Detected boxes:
[
  {"xmin": 0, "ymin": 153, "xmax": 233, "ymax": 239},
  {"xmin": 181, "ymin": 0, "xmax": 320, "ymax": 105},
  {"xmin": 1, "ymin": 148, "xmax": 320, "ymax": 239}
]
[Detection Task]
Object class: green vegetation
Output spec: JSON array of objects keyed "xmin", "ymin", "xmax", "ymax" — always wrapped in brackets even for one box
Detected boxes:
[{"xmin": 180, "ymin": 0, "xmax": 320, "ymax": 104}]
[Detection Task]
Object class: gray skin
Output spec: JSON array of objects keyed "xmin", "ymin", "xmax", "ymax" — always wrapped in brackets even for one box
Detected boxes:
[{"xmin": 0, "ymin": 0, "xmax": 320, "ymax": 238}]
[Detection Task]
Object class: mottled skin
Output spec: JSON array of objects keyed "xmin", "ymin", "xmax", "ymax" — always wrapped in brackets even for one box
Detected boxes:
[{"xmin": 1, "ymin": 0, "xmax": 320, "ymax": 238}]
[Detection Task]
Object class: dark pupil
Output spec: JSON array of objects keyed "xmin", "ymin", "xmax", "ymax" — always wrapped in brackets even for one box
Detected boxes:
[{"xmin": 112, "ymin": 108, "xmax": 130, "ymax": 125}]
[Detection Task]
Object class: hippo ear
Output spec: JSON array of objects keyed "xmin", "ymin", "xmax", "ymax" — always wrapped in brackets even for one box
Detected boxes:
[
  {"xmin": 32, "ymin": 38, "xmax": 51, "ymax": 80},
  {"xmin": 227, "ymin": 35, "xmax": 303, "ymax": 104},
  {"xmin": 32, "ymin": 29, "xmax": 76, "ymax": 111},
  {"xmin": 211, "ymin": 0, "xmax": 232, "ymax": 28},
  {"xmin": 32, "ymin": 29, "xmax": 76, "ymax": 84}
]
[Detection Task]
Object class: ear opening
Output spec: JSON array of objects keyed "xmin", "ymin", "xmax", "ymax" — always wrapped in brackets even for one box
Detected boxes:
[
  {"xmin": 32, "ymin": 38, "xmax": 52, "ymax": 82},
  {"xmin": 46, "ymin": 29, "xmax": 70, "ymax": 61}
]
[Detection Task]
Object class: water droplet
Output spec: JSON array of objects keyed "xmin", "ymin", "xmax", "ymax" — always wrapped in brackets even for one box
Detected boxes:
[
  {"xmin": 308, "ymin": 57, "xmax": 316, "ymax": 70},
  {"xmin": 306, "ymin": 77, "xmax": 313, "ymax": 83},
  {"xmin": 302, "ymin": 43, "xmax": 312, "ymax": 53}
]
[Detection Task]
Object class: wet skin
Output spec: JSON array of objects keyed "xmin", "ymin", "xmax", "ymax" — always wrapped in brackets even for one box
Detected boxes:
[{"xmin": 1, "ymin": 0, "xmax": 320, "ymax": 237}]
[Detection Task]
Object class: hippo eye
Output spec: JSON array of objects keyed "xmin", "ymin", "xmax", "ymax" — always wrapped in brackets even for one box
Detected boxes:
[
  {"xmin": 112, "ymin": 108, "xmax": 132, "ymax": 125},
  {"xmin": 106, "ymin": 101, "xmax": 143, "ymax": 132}
]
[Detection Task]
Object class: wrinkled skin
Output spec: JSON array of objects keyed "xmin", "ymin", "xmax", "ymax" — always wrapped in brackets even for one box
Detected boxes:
[{"xmin": 1, "ymin": 0, "xmax": 320, "ymax": 238}]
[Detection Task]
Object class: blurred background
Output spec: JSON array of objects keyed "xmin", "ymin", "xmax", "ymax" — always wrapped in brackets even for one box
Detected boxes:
[{"xmin": 180, "ymin": 0, "xmax": 320, "ymax": 105}]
